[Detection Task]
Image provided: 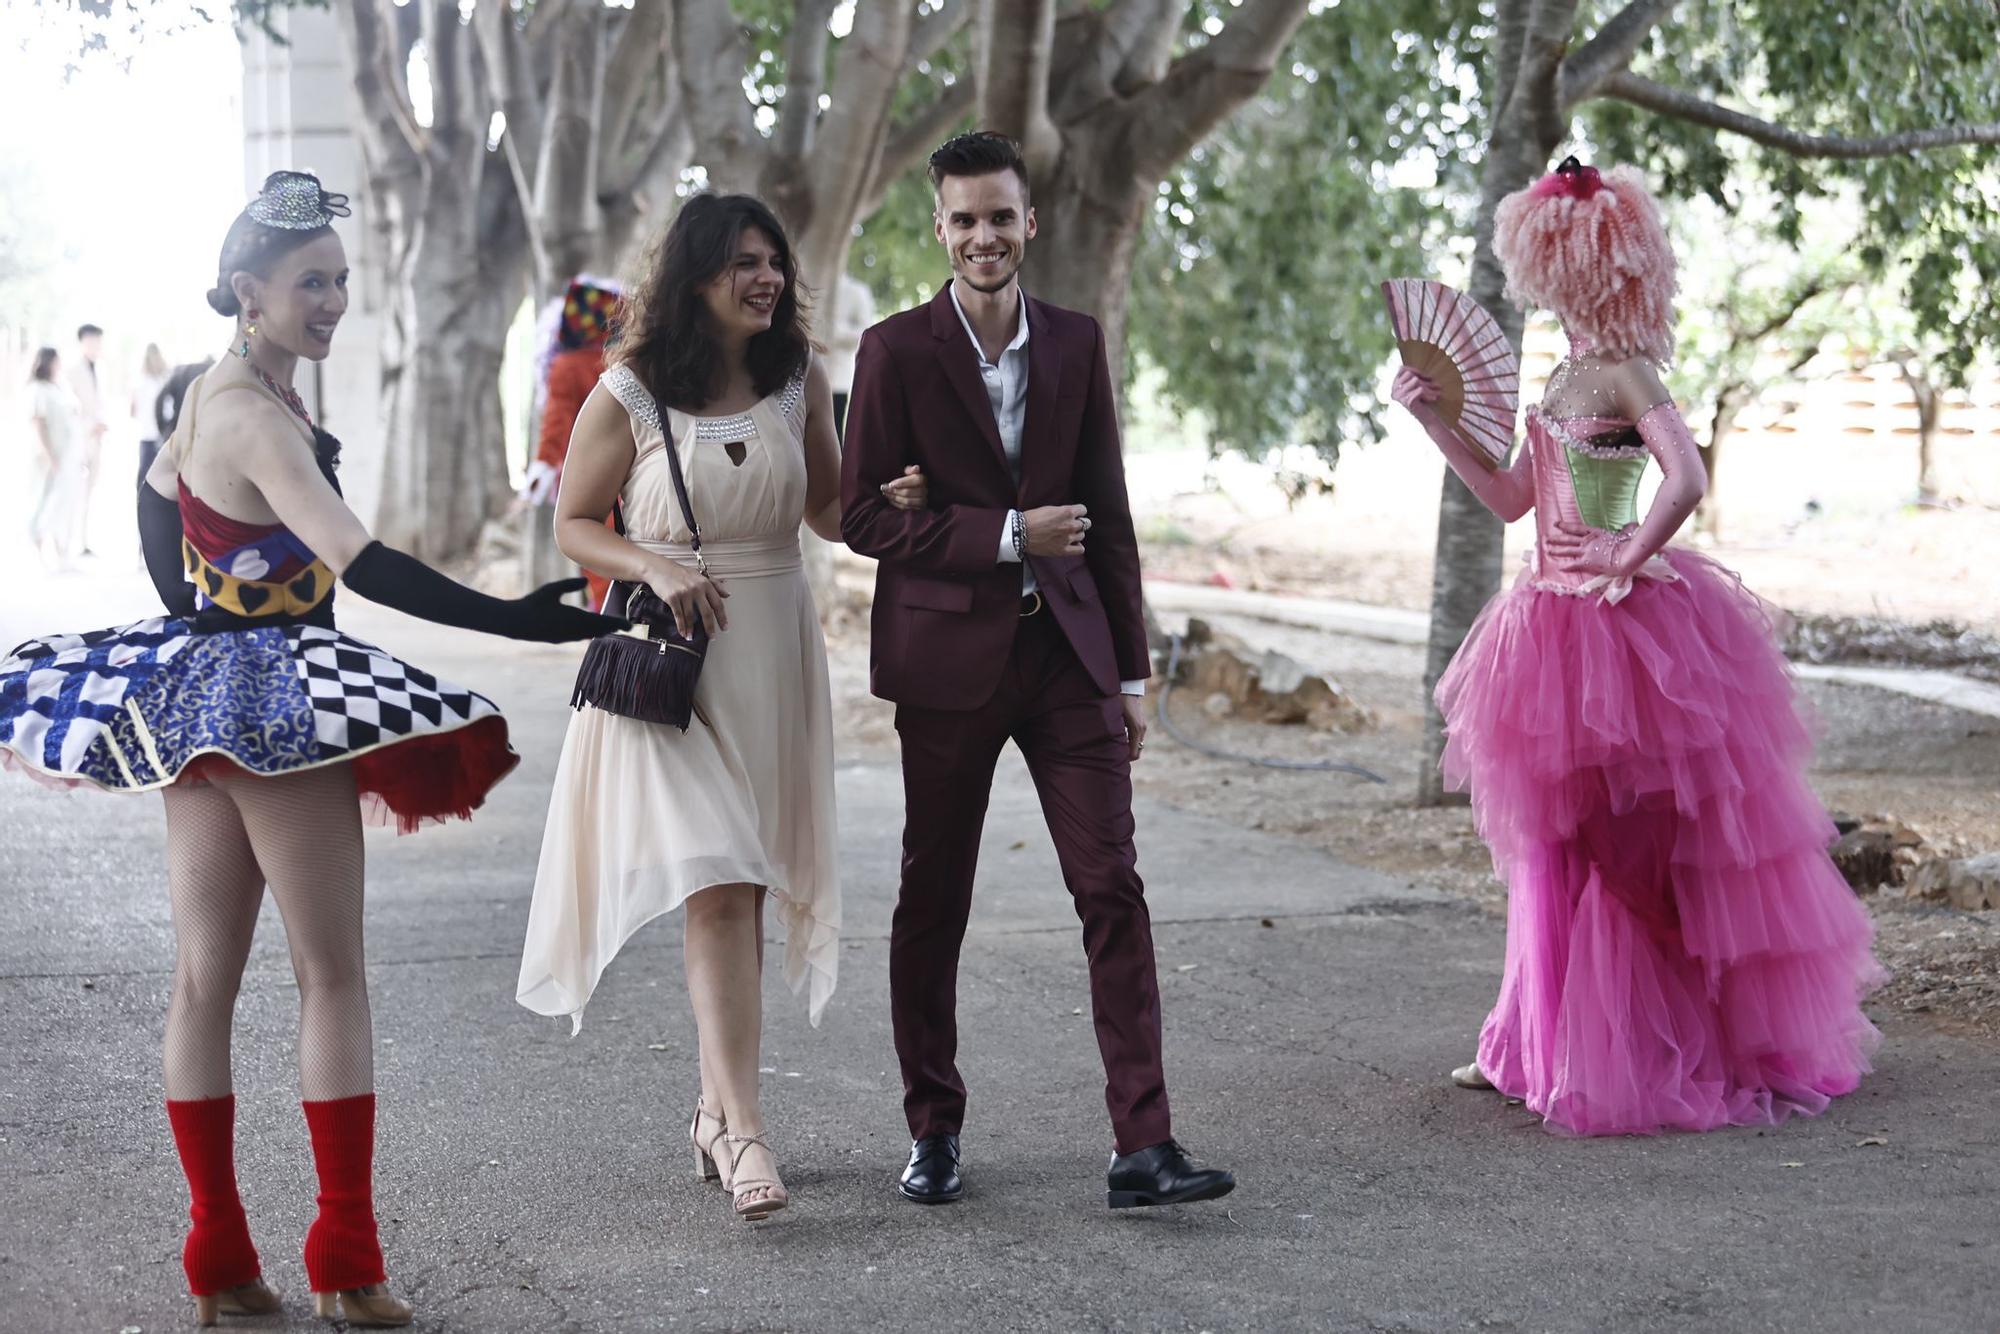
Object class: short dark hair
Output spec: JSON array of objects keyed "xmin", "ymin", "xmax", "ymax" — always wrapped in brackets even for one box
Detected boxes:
[
  {"xmin": 927, "ymin": 131, "xmax": 1030, "ymax": 202},
  {"xmin": 77, "ymin": 324, "xmax": 102, "ymax": 341}
]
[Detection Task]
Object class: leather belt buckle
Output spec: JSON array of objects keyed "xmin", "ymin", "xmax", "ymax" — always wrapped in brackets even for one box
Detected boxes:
[{"xmin": 1019, "ymin": 591, "xmax": 1044, "ymax": 618}]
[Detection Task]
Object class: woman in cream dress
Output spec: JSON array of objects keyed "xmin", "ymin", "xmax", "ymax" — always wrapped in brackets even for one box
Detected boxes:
[{"xmin": 518, "ymin": 194, "xmax": 924, "ymax": 1220}]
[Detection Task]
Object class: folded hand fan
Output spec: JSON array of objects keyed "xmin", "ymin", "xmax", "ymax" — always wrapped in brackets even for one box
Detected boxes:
[{"xmin": 1379, "ymin": 278, "xmax": 1519, "ymax": 469}]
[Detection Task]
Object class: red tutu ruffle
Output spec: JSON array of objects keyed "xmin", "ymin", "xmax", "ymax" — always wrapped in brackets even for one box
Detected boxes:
[{"xmin": 1437, "ymin": 549, "xmax": 1883, "ymax": 1135}]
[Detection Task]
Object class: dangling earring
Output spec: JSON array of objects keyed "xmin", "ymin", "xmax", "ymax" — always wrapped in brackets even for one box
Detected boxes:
[{"xmin": 238, "ymin": 309, "xmax": 259, "ymax": 360}]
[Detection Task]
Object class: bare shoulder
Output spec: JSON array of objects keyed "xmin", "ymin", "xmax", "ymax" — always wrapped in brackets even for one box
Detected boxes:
[
  {"xmin": 578, "ymin": 376, "xmax": 639, "ymax": 429},
  {"xmin": 804, "ymin": 351, "xmax": 833, "ymax": 401},
  {"xmin": 200, "ymin": 386, "xmax": 316, "ymax": 471},
  {"xmin": 1609, "ymin": 357, "xmax": 1673, "ymax": 417}
]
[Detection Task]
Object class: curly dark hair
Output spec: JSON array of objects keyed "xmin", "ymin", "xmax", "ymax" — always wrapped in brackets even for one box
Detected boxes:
[{"xmin": 610, "ymin": 193, "xmax": 812, "ymax": 412}]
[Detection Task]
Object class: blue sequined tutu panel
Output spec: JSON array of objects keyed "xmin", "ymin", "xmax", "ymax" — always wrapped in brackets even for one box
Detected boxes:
[{"xmin": 0, "ymin": 617, "xmax": 516, "ymax": 828}]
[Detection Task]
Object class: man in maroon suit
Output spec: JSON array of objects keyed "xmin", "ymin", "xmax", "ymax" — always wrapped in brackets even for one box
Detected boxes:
[{"xmin": 841, "ymin": 132, "xmax": 1233, "ymax": 1211}]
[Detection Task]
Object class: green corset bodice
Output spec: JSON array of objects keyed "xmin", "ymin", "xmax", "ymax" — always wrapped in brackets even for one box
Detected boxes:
[{"xmin": 1562, "ymin": 447, "xmax": 1648, "ymax": 531}]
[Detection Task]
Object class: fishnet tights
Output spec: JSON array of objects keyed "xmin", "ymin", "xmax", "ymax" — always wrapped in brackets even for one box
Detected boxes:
[{"xmin": 162, "ymin": 764, "xmax": 373, "ymax": 1102}]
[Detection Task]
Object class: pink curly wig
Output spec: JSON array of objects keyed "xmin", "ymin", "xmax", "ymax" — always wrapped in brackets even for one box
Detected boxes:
[{"xmin": 1492, "ymin": 159, "xmax": 1677, "ymax": 364}]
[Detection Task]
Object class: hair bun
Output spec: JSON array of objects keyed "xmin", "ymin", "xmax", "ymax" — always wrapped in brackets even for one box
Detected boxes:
[{"xmin": 207, "ymin": 284, "xmax": 242, "ymax": 318}]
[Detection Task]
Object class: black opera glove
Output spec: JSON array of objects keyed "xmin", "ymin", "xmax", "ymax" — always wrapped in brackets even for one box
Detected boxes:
[
  {"xmin": 341, "ymin": 541, "xmax": 627, "ymax": 643},
  {"xmin": 137, "ymin": 483, "xmax": 198, "ymax": 618}
]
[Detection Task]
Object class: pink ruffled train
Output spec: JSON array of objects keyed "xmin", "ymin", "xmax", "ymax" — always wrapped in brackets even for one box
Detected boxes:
[{"xmin": 1437, "ymin": 548, "xmax": 1883, "ymax": 1135}]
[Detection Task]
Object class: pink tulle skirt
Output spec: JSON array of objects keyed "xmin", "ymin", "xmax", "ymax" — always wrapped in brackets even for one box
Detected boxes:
[{"xmin": 1436, "ymin": 549, "xmax": 1883, "ymax": 1135}]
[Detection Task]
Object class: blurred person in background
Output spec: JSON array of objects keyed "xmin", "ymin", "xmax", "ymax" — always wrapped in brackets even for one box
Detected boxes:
[
  {"xmin": 26, "ymin": 345, "xmax": 86, "ymax": 571},
  {"xmin": 67, "ymin": 322, "xmax": 108, "ymax": 554},
  {"xmin": 132, "ymin": 341, "xmax": 171, "ymax": 489}
]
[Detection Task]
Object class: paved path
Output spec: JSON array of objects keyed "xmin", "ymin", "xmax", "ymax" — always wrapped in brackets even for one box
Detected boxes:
[
  {"xmin": 1, "ymin": 578, "xmax": 1996, "ymax": 1332},
  {"xmin": 1145, "ymin": 579, "xmax": 2000, "ymax": 719}
]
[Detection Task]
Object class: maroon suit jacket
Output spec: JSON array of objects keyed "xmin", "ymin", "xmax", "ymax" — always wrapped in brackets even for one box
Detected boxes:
[{"xmin": 840, "ymin": 286, "xmax": 1149, "ymax": 711}]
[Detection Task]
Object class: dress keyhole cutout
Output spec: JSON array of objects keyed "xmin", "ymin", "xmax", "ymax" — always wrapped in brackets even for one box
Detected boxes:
[{"xmin": 724, "ymin": 441, "xmax": 748, "ymax": 468}]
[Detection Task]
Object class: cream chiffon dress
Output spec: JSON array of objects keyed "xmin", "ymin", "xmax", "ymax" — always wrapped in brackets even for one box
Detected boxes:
[{"xmin": 517, "ymin": 361, "xmax": 840, "ymax": 1031}]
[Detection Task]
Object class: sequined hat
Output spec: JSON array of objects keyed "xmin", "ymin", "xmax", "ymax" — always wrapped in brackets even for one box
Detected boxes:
[{"xmin": 246, "ymin": 171, "xmax": 352, "ymax": 231}]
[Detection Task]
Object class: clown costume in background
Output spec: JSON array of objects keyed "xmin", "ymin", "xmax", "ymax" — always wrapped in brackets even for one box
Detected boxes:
[
  {"xmin": 1390, "ymin": 158, "xmax": 1882, "ymax": 1136},
  {"xmin": 521, "ymin": 274, "xmax": 622, "ymax": 609}
]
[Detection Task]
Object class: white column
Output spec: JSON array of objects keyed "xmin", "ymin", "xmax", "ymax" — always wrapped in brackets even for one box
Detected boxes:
[{"xmin": 240, "ymin": 7, "xmax": 388, "ymax": 526}]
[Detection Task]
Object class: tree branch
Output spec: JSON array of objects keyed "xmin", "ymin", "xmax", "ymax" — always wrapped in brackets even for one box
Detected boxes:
[
  {"xmin": 1129, "ymin": 0, "xmax": 1312, "ymax": 180},
  {"xmin": 602, "ymin": 0, "xmax": 672, "ymax": 180},
  {"xmin": 862, "ymin": 75, "xmax": 979, "ymax": 215},
  {"xmin": 1485, "ymin": 0, "xmax": 1530, "ymax": 137},
  {"xmin": 796, "ymin": 0, "xmax": 915, "ymax": 244},
  {"xmin": 1101, "ymin": 0, "xmax": 1181, "ymax": 97},
  {"xmin": 1556, "ymin": 0, "xmax": 1679, "ymax": 113},
  {"xmin": 422, "ymin": 0, "xmax": 469, "ymax": 146},
  {"xmin": 909, "ymin": 0, "xmax": 977, "ymax": 68},
  {"xmin": 978, "ymin": 0, "xmax": 1062, "ymax": 172},
  {"xmin": 472, "ymin": 1, "xmax": 544, "ymax": 212},
  {"xmin": 778, "ymin": 0, "xmax": 838, "ymax": 161},
  {"xmin": 1509, "ymin": 0, "xmax": 1580, "ymax": 145},
  {"xmin": 335, "ymin": 0, "xmax": 427, "ymax": 166},
  {"xmin": 1599, "ymin": 71, "xmax": 2000, "ymax": 157},
  {"xmin": 671, "ymin": 0, "xmax": 767, "ymax": 189}
]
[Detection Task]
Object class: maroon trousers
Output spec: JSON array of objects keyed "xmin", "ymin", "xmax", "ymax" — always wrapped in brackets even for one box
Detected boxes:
[{"xmin": 890, "ymin": 607, "xmax": 1171, "ymax": 1154}]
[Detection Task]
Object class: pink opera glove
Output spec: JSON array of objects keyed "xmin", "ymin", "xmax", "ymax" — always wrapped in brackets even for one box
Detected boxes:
[
  {"xmin": 1619, "ymin": 400, "xmax": 1708, "ymax": 569},
  {"xmin": 1390, "ymin": 367, "xmax": 1534, "ymax": 521}
]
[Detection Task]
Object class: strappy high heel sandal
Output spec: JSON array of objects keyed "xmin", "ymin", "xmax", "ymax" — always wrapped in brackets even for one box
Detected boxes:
[
  {"xmin": 717, "ymin": 1132, "xmax": 788, "ymax": 1221},
  {"xmin": 689, "ymin": 1098, "xmax": 727, "ymax": 1183},
  {"xmin": 193, "ymin": 1278, "xmax": 283, "ymax": 1325}
]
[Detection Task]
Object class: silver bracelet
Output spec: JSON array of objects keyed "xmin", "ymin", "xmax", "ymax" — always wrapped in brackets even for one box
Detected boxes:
[{"xmin": 1011, "ymin": 510, "xmax": 1027, "ymax": 559}]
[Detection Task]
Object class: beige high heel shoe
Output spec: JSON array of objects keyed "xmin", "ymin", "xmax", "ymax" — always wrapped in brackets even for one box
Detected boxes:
[
  {"xmin": 193, "ymin": 1278, "xmax": 283, "ymax": 1326},
  {"xmin": 1452, "ymin": 1061, "xmax": 1495, "ymax": 1090},
  {"xmin": 717, "ymin": 1132, "xmax": 788, "ymax": 1221},
  {"xmin": 689, "ymin": 1098, "xmax": 727, "ymax": 1183},
  {"xmin": 312, "ymin": 1283, "xmax": 413, "ymax": 1326}
]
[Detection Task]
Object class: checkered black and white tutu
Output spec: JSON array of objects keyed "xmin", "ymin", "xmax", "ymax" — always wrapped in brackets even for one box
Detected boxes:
[{"xmin": 0, "ymin": 617, "xmax": 517, "ymax": 831}]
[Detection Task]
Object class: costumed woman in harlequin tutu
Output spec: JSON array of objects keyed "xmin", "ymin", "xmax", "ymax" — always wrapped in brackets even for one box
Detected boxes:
[
  {"xmin": 0, "ymin": 173, "xmax": 621, "ymax": 1325},
  {"xmin": 1390, "ymin": 158, "xmax": 1883, "ymax": 1136}
]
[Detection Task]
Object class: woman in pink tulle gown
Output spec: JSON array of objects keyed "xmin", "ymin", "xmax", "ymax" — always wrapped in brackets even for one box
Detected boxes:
[{"xmin": 1391, "ymin": 157, "xmax": 1883, "ymax": 1136}]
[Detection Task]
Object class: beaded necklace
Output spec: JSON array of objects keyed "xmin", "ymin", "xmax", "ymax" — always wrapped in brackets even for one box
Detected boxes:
[{"xmin": 235, "ymin": 344, "xmax": 314, "ymax": 429}]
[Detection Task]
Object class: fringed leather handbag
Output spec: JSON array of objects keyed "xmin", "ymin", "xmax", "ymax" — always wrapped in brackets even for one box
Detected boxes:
[{"xmin": 569, "ymin": 390, "xmax": 710, "ymax": 731}]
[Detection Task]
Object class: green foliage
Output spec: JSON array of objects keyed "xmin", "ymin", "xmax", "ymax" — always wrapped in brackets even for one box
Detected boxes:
[
  {"xmin": 1135, "ymin": 0, "xmax": 1997, "ymax": 463},
  {"xmin": 1127, "ymin": 0, "xmax": 1489, "ymax": 460},
  {"xmin": 1585, "ymin": 0, "xmax": 2000, "ymax": 386},
  {"xmin": 850, "ymin": 169, "xmax": 959, "ymax": 312},
  {"xmin": 1665, "ymin": 186, "xmax": 1861, "ymax": 438}
]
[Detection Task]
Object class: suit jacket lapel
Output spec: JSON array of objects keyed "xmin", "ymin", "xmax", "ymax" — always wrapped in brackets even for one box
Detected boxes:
[
  {"xmin": 1021, "ymin": 296, "xmax": 1061, "ymax": 490},
  {"xmin": 928, "ymin": 286, "xmax": 1011, "ymax": 479}
]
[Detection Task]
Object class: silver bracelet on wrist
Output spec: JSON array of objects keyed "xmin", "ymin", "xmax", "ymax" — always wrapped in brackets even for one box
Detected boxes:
[{"xmin": 1011, "ymin": 510, "xmax": 1027, "ymax": 559}]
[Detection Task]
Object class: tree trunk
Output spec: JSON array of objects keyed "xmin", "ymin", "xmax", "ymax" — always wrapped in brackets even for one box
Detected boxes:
[
  {"xmin": 374, "ymin": 189, "xmax": 530, "ymax": 558},
  {"xmin": 1696, "ymin": 384, "xmax": 1748, "ymax": 541},
  {"xmin": 1898, "ymin": 360, "xmax": 1942, "ymax": 505},
  {"xmin": 1415, "ymin": 122, "xmax": 1556, "ymax": 805},
  {"xmin": 1022, "ymin": 152, "xmax": 1148, "ymax": 376}
]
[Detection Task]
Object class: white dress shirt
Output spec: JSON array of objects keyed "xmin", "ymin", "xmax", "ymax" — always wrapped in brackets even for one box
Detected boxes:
[{"xmin": 948, "ymin": 280, "xmax": 1144, "ymax": 698}]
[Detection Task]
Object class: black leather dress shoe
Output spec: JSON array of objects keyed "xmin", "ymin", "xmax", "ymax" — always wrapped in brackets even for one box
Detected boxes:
[
  {"xmin": 1106, "ymin": 1139, "xmax": 1235, "ymax": 1209},
  {"xmin": 898, "ymin": 1134, "xmax": 963, "ymax": 1204}
]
